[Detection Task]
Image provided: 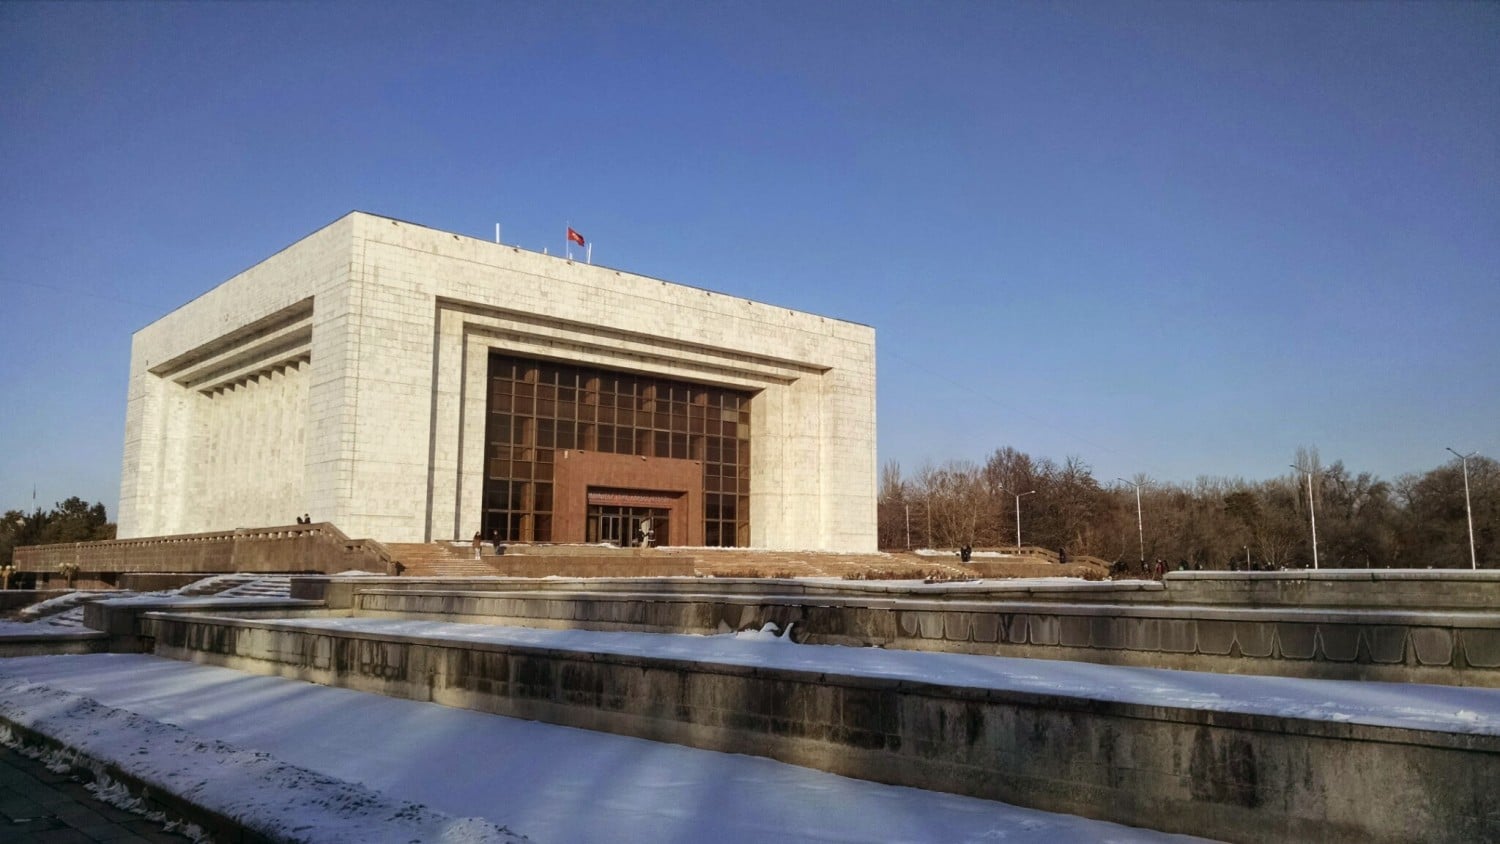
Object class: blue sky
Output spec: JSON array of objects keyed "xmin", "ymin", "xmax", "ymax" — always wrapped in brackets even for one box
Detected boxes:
[{"xmin": 2, "ymin": 1, "xmax": 1496, "ymax": 516}]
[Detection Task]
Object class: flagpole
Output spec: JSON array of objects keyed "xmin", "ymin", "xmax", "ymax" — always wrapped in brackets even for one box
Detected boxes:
[
  {"xmin": 586, "ymin": 243, "xmax": 592, "ymax": 265},
  {"xmin": 565, "ymin": 221, "xmax": 571, "ymax": 260}
]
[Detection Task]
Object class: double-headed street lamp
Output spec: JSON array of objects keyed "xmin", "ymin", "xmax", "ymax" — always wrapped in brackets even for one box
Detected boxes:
[
  {"xmin": 1446, "ymin": 447, "xmax": 1479, "ymax": 570},
  {"xmin": 999, "ymin": 487, "xmax": 1036, "ymax": 550},
  {"xmin": 1117, "ymin": 477, "xmax": 1148, "ymax": 570},
  {"xmin": 1289, "ymin": 464, "xmax": 1320, "ymax": 570}
]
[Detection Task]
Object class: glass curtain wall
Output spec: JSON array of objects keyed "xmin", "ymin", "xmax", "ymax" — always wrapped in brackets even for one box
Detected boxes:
[{"xmin": 484, "ymin": 354, "xmax": 752, "ymax": 545}]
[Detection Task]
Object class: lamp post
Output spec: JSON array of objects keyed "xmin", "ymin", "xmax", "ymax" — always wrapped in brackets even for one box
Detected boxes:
[
  {"xmin": 1289, "ymin": 465, "xmax": 1320, "ymax": 570},
  {"xmin": 1446, "ymin": 448, "xmax": 1479, "ymax": 570},
  {"xmin": 904, "ymin": 502, "xmax": 911, "ymax": 551},
  {"xmin": 1117, "ymin": 478, "xmax": 1147, "ymax": 571},
  {"xmin": 1000, "ymin": 487, "xmax": 1036, "ymax": 549}
]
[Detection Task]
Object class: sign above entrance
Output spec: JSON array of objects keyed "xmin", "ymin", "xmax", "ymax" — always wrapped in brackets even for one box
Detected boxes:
[{"xmin": 588, "ymin": 489, "xmax": 681, "ymax": 508}]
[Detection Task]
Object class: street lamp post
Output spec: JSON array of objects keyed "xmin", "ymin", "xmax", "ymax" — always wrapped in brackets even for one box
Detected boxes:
[
  {"xmin": 1290, "ymin": 464, "xmax": 1320, "ymax": 570},
  {"xmin": 904, "ymin": 502, "xmax": 911, "ymax": 551},
  {"xmin": 1000, "ymin": 487, "xmax": 1036, "ymax": 550},
  {"xmin": 1117, "ymin": 478, "xmax": 1147, "ymax": 570},
  {"xmin": 1446, "ymin": 448, "xmax": 1479, "ymax": 570}
]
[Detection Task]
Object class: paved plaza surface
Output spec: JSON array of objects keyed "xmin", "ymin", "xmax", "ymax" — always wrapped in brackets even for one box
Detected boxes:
[{"xmin": 0, "ymin": 743, "xmax": 190, "ymax": 844}]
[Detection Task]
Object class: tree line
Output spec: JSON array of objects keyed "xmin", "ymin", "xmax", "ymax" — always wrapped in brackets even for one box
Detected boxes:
[
  {"xmin": 0, "ymin": 497, "xmax": 116, "ymax": 566},
  {"xmin": 878, "ymin": 447, "xmax": 1497, "ymax": 570}
]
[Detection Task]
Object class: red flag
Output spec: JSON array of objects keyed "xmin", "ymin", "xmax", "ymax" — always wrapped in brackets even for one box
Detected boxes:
[{"xmin": 567, "ymin": 227, "xmax": 586, "ymax": 246}]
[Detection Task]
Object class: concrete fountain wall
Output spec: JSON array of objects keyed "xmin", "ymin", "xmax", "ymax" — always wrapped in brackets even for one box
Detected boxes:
[
  {"xmin": 139, "ymin": 610, "xmax": 1499, "ymax": 844},
  {"xmin": 319, "ymin": 579, "xmax": 1500, "ymax": 687},
  {"xmin": 64, "ymin": 569, "xmax": 1500, "ymax": 843}
]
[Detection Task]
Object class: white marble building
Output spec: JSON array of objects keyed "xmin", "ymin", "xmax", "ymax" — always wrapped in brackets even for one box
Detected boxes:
[{"xmin": 118, "ymin": 212, "xmax": 877, "ymax": 550}]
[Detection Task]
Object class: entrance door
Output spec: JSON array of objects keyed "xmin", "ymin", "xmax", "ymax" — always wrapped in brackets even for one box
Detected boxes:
[
  {"xmin": 588, "ymin": 504, "xmax": 669, "ymax": 547},
  {"xmin": 597, "ymin": 513, "xmax": 625, "ymax": 545}
]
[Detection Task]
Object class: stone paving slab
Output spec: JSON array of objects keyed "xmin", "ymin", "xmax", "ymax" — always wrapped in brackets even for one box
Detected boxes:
[{"xmin": 0, "ymin": 744, "xmax": 190, "ymax": 843}]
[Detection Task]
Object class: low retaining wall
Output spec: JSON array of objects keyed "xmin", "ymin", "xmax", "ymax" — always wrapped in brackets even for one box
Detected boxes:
[
  {"xmin": 1162, "ymin": 569, "xmax": 1500, "ymax": 610},
  {"xmin": 288, "ymin": 575, "xmax": 1173, "ymax": 608},
  {"xmin": 14, "ymin": 523, "xmax": 390, "ymax": 576},
  {"xmin": 84, "ymin": 597, "xmax": 332, "ymax": 651},
  {"xmin": 485, "ymin": 557, "xmax": 696, "ymax": 578},
  {"xmin": 141, "ymin": 612, "xmax": 1500, "ymax": 844},
  {"xmin": 348, "ymin": 587, "xmax": 1500, "ymax": 687},
  {"xmin": 0, "ymin": 631, "xmax": 108, "ymax": 658}
]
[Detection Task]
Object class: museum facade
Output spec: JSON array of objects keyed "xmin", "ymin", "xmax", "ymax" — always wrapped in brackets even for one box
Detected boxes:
[{"xmin": 118, "ymin": 212, "xmax": 877, "ymax": 550}]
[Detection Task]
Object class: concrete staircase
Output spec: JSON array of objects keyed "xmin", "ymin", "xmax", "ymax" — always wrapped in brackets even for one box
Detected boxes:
[
  {"xmin": 176, "ymin": 573, "xmax": 259, "ymax": 597},
  {"xmin": 16, "ymin": 591, "xmax": 108, "ymax": 624},
  {"xmin": 216, "ymin": 575, "xmax": 293, "ymax": 599},
  {"xmin": 628, "ymin": 547, "xmax": 977, "ymax": 580},
  {"xmin": 384, "ymin": 542, "xmax": 1090, "ymax": 581},
  {"xmin": 386, "ymin": 543, "xmax": 499, "ymax": 578},
  {"xmin": 159, "ymin": 573, "xmax": 298, "ymax": 599}
]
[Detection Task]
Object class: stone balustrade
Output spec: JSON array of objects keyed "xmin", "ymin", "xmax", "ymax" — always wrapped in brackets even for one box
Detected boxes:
[{"xmin": 13, "ymin": 523, "xmax": 391, "ymax": 576}]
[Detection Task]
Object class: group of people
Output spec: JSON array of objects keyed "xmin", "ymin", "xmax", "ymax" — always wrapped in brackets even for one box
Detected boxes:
[
  {"xmin": 294, "ymin": 513, "xmax": 312, "ymax": 525},
  {"xmin": 471, "ymin": 531, "xmax": 509, "ymax": 558}
]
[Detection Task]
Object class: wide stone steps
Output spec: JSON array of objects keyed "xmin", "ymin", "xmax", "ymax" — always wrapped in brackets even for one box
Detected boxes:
[
  {"xmin": 650, "ymin": 547, "xmax": 976, "ymax": 580},
  {"xmin": 177, "ymin": 573, "xmax": 262, "ymax": 597},
  {"xmin": 384, "ymin": 542, "xmax": 1086, "ymax": 581},
  {"xmin": 385, "ymin": 543, "xmax": 498, "ymax": 578},
  {"xmin": 216, "ymin": 575, "xmax": 293, "ymax": 599},
  {"xmin": 17, "ymin": 591, "xmax": 109, "ymax": 622}
]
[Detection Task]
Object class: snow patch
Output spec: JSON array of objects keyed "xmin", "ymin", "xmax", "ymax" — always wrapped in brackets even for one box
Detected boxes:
[{"xmin": 0, "ymin": 680, "xmax": 526, "ymax": 843}]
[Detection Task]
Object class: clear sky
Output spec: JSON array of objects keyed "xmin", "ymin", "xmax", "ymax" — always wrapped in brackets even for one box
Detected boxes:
[{"xmin": 2, "ymin": 1, "xmax": 1496, "ymax": 516}]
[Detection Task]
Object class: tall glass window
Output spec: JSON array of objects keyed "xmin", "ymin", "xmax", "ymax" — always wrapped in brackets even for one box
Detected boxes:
[{"xmin": 483, "ymin": 354, "xmax": 752, "ymax": 545}]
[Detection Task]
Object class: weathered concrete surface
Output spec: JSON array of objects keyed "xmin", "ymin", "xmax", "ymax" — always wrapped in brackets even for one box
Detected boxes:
[
  {"xmin": 141, "ymin": 612, "xmax": 1500, "ymax": 844},
  {"xmin": 293, "ymin": 568, "xmax": 1500, "ymax": 608},
  {"xmin": 0, "ymin": 631, "xmax": 109, "ymax": 658},
  {"xmin": 339, "ymin": 585, "xmax": 1500, "ymax": 687},
  {"xmin": 84, "ymin": 597, "xmax": 332, "ymax": 652},
  {"xmin": 1162, "ymin": 569, "xmax": 1500, "ymax": 610}
]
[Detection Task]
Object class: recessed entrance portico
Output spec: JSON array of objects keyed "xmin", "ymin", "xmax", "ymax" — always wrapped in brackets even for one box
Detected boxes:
[
  {"xmin": 549, "ymin": 451, "xmax": 704, "ymax": 545},
  {"xmin": 586, "ymin": 488, "xmax": 678, "ymax": 547}
]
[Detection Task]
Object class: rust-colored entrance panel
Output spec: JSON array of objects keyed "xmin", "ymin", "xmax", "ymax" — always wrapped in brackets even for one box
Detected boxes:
[{"xmin": 554, "ymin": 450, "xmax": 704, "ymax": 546}]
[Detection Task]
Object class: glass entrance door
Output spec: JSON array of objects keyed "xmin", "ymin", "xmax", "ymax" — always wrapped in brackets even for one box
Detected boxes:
[
  {"xmin": 588, "ymin": 505, "xmax": 669, "ymax": 547},
  {"xmin": 598, "ymin": 513, "xmax": 625, "ymax": 546}
]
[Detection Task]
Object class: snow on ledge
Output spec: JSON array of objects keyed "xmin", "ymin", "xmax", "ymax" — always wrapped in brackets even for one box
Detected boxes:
[{"xmin": 0, "ymin": 682, "xmax": 525, "ymax": 843}]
